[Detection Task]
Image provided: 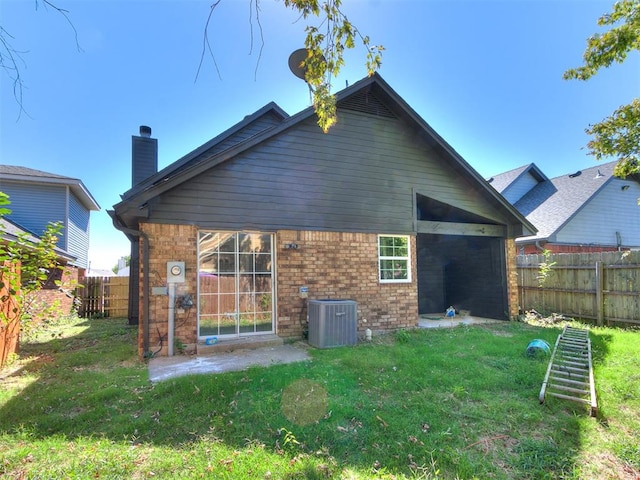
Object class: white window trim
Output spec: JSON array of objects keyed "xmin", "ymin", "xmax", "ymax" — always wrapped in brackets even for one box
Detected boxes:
[{"xmin": 378, "ymin": 234, "xmax": 411, "ymax": 284}]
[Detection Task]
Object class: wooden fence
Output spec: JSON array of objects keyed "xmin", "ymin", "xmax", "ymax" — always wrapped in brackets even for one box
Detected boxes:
[
  {"xmin": 517, "ymin": 251, "xmax": 640, "ymax": 326},
  {"xmin": 79, "ymin": 276, "xmax": 129, "ymax": 318}
]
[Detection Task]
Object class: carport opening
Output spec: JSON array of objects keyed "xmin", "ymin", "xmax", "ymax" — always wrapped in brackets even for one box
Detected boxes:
[{"xmin": 417, "ymin": 233, "xmax": 508, "ymax": 320}]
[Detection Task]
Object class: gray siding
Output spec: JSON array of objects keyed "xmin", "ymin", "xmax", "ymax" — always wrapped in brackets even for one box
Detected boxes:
[
  {"xmin": 1, "ymin": 181, "xmax": 67, "ymax": 245},
  {"xmin": 556, "ymin": 179, "xmax": 640, "ymax": 247},
  {"xmin": 147, "ymin": 110, "xmax": 514, "ymax": 234},
  {"xmin": 68, "ymin": 191, "xmax": 91, "ymax": 268},
  {"xmin": 170, "ymin": 112, "xmax": 285, "ymax": 179},
  {"xmin": 501, "ymin": 171, "xmax": 539, "ymax": 204}
]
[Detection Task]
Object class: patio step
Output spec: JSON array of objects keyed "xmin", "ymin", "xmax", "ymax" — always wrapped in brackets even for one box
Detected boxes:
[{"xmin": 196, "ymin": 334, "xmax": 283, "ymax": 355}]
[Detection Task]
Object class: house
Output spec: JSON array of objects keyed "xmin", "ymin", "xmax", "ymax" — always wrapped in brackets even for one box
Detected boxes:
[
  {"xmin": 110, "ymin": 73, "xmax": 535, "ymax": 358},
  {"xmin": 488, "ymin": 161, "xmax": 640, "ymax": 254},
  {"xmin": 0, "ymin": 165, "xmax": 100, "ymax": 313}
]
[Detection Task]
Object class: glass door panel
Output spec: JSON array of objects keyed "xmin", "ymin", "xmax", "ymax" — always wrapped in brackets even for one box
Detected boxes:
[{"xmin": 198, "ymin": 232, "xmax": 274, "ymax": 338}]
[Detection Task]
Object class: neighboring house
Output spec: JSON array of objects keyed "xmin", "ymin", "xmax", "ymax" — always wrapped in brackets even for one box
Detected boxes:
[
  {"xmin": 488, "ymin": 161, "xmax": 640, "ymax": 254},
  {"xmin": 0, "ymin": 165, "xmax": 100, "ymax": 314},
  {"xmin": 86, "ymin": 268, "xmax": 116, "ymax": 277},
  {"xmin": 110, "ymin": 73, "xmax": 535, "ymax": 357}
]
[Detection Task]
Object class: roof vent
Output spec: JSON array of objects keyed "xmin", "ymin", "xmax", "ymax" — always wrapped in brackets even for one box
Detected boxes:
[
  {"xmin": 568, "ymin": 170, "xmax": 582, "ymax": 178},
  {"xmin": 340, "ymin": 91, "xmax": 397, "ymax": 119}
]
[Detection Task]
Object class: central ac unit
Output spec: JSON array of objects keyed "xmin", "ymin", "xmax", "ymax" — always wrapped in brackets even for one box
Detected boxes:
[{"xmin": 308, "ymin": 299, "xmax": 357, "ymax": 348}]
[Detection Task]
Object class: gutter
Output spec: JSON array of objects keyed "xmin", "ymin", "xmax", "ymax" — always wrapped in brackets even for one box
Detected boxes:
[{"xmin": 109, "ymin": 212, "xmax": 150, "ymax": 355}]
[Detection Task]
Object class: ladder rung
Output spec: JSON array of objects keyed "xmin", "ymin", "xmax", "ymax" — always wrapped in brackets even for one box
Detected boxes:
[
  {"xmin": 549, "ymin": 376, "xmax": 590, "ymax": 387},
  {"xmin": 547, "ymin": 392, "xmax": 591, "ymax": 404},
  {"xmin": 555, "ymin": 358, "xmax": 588, "ymax": 368},
  {"xmin": 559, "ymin": 344, "xmax": 587, "ymax": 352},
  {"xmin": 553, "ymin": 364, "xmax": 588, "ymax": 374},
  {"xmin": 557, "ymin": 352, "xmax": 587, "ymax": 358},
  {"xmin": 547, "ymin": 384, "xmax": 589, "ymax": 395}
]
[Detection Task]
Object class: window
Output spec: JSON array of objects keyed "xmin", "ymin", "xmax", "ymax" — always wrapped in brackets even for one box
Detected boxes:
[{"xmin": 378, "ymin": 235, "xmax": 410, "ymax": 283}]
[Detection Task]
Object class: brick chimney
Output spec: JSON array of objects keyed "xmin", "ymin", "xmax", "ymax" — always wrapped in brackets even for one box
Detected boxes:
[{"xmin": 131, "ymin": 125, "xmax": 157, "ymax": 186}]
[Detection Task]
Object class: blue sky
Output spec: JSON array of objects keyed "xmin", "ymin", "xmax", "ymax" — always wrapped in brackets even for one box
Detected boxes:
[{"xmin": 1, "ymin": 0, "xmax": 638, "ymax": 270}]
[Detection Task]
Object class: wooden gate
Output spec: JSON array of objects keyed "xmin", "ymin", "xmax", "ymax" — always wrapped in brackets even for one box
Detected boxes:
[{"xmin": 79, "ymin": 276, "xmax": 129, "ymax": 318}]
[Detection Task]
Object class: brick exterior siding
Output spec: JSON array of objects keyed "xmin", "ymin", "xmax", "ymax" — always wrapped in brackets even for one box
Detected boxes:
[
  {"xmin": 277, "ymin": 230, "xmax": 418, "ymax": 337},
  {"xmin": 139, "ymin": 223, "xmax": 198, "ymax": 356},
  {"xmin": 505, "ymin": 238, "xmax": 519, "ymax": 319},
  {"xmin": 33, "ymin": 265, "xmax": 80, "ymax": 320},
  {"xmin": 136, "ymin": 223, "xmax": 521, "ymax": 357},
  {"xmin": 136, "ymin": 224, "xmax": 419, "ymax": 357},
  {"xmin": 518, "ymin": 243, "xmax": 628, "ymax": 255}
]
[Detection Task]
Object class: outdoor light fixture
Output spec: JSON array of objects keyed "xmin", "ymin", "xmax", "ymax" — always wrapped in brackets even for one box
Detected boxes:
[{"xmin": 284, "ymin": 242, "xmax": 299, "ymax": 250}]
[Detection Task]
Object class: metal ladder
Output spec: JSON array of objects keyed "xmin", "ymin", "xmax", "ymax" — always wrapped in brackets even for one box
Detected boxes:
[{"xmin": 539, "ymin": 325, "xmax": 597, "ymax": 417}]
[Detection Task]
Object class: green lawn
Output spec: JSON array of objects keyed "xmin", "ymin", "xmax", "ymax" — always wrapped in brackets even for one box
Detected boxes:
[{"xmin": 0, "ymin": 316, "xmax": 638, "ymax": 479}]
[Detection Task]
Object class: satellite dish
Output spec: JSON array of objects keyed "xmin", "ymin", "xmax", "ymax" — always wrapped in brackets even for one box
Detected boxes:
[{"xmin": 288, "ymin": 48, "xmax": 309, "ymax": 80}]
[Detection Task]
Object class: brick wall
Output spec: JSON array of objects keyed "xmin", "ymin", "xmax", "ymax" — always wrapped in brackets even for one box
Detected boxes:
[
  {"xmin": 518, "ymin": 243, "xmax": 627, "ymax": 255},
  {"xmin": 505, "ymin": 239, "xmax": 519, "ymax": 319},
  {"xmin": 139, "ymin": 225, "xmax": 523, "ymax": 354},
  {"xmin": 277, "ymin": 230, "xmax": 418, "ymax": 337},
  {"xmin": 135, "ymin": 224, "xmax": 522, "ymax": 357},
  {"xmin": 32, "ymin": 265, "xmax": 79, "ymax": 320},
  {"xmin": 137, "ymin": 225, "xmax": 419, "ymax": 357},
  {"xmin": 139, "ymin": 223, "xmax": 198, "ymax": 356}
]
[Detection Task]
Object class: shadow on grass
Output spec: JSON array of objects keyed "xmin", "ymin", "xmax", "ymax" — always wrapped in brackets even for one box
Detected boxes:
[{"xmin": 0, "ymin": 317, "xmax": 617, "ymax": 479}]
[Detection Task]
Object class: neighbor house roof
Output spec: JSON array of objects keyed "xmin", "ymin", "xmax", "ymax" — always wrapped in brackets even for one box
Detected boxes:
[
  {"xmin": 492, "ymin": 161, "xmax": 622, "ymax": 243},
  {"xmin": 0, "ymin": 216, "xmax": 76, "ymax": 262},
  {"xmin": 488, "ymin": 163, "xmax": 548, "ymax": 193},
  {"xmin": 112, "ymin": 73, "xmax": 535, "ymax": 236},
  {"xmin": 0, "ymin": 165, "xmax": 100, "ymax": 211}
]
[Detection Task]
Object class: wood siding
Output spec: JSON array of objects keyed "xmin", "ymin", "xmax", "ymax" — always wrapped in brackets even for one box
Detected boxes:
[
  {"xmin": 146, "ymin": 110, "xmax": 515, "ymax": 234},
  {"xmin": 555, "ymin": 179, "xmax": 640, "ymax": 248},
  {"xmin": 188, "ymin": 111, "xmax": 284, "ymax": 164}
]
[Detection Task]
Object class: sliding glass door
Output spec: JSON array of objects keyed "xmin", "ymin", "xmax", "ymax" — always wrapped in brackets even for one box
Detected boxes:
[{"xmin": 198, "ymin": 231, "xmax": 274, "ymax": 338}]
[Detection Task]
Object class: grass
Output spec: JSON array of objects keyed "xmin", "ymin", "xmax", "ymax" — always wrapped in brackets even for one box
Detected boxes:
[{"xmin": 1, "ymin": 316, "xmax": 639, "ymax": 479}]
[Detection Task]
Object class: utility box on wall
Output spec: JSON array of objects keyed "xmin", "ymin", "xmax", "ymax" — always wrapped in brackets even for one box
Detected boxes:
[{"xmin": 308, "ymin": 299, "xmax": 357, "ymax": 348}]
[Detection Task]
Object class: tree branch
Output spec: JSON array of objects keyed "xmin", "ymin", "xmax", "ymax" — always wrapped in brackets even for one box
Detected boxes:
[
  {"xmin": 195, "ymin": 0, "xmax": 223, "ymax": 83},
  {"xmin": 1, "ymin": 0, "xmax": 82, "ymax": 120}
]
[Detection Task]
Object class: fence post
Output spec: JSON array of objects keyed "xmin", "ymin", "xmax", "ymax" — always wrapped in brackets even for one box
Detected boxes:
[{"xmin": 595, "ymin": 261, "xmax": 604, "ymax": 326}]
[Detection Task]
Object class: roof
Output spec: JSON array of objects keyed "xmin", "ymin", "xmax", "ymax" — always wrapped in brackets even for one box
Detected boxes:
[
  {"xmin": 0, "ymin": 216, "xmax": 40, "ymax": 243},
  {"xmin": 498, "ymin": 161, "xmax": 622, "ymax": 242},
  {"xmin": 86, "ymin": 268, "xmax": 116, "ymax": 277},
  {"xmin": 111, "ymin": 73, "xmax": 535, "ymax": 236},
  {"xmin": 488, "ymin": 163, "xmax": 548, "ymax": 193},
  {"xmin": 0, "ymin": 165, "xmax": 100, "ymax": 211},
  {"xmin": 0, "ymin": 216, "xmax": 76, "ymax": 262},
  {"xmin": 121, "ymin": 102, "xmax": 289, "ymax": 201}
]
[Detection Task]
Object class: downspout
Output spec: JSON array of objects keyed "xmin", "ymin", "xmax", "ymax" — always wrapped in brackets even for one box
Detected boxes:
[{"xmin": 111, "ymin": 214, "xmax": 151, "ymax": 355}]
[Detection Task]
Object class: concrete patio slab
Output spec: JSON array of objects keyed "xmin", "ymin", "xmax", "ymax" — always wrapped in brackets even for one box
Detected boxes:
[{"xmin": 148, "ymin": 343, "xmax": 311, "ymax": 382}]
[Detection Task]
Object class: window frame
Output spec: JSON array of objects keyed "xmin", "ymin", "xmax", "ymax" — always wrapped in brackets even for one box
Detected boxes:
[{"xmin": 378, "ymin": 234, "xmax": 411, "ymax": 283}]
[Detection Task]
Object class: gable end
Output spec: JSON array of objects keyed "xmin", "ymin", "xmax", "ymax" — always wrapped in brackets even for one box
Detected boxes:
[{"xmin": 340, "ymin": 90, "xmax": 397, "ymax": 119}]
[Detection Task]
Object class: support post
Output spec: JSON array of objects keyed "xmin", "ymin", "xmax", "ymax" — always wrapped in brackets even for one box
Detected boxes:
[
  {"xmin": 168, "ymin": 283, "xmax": 175, "ymax": 356},
  {"xmin": 595, "ymin": 261, "xmax": 604, "ymax": 326}
]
